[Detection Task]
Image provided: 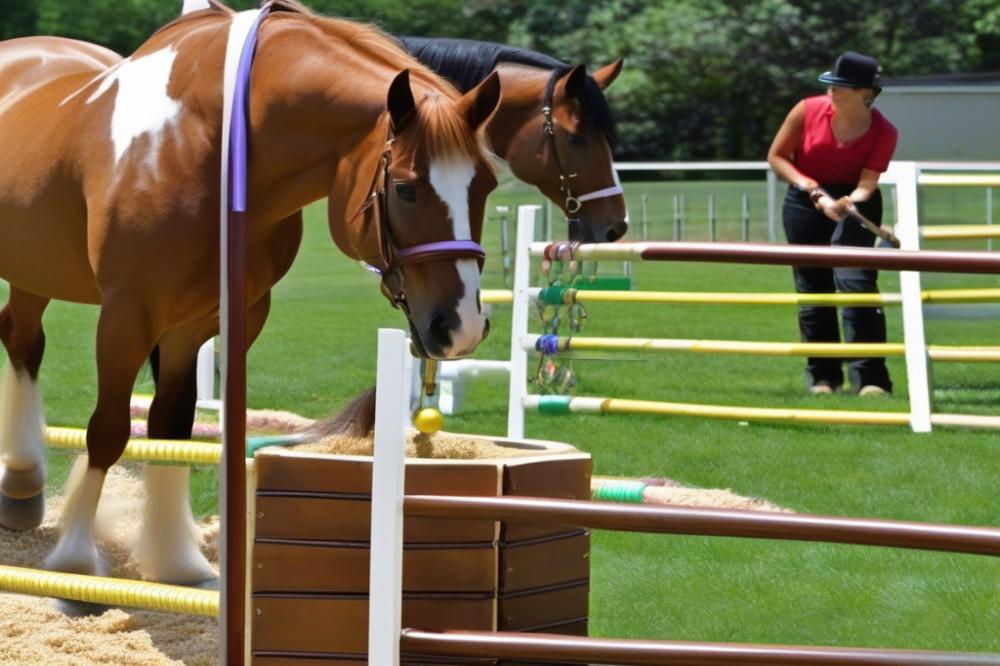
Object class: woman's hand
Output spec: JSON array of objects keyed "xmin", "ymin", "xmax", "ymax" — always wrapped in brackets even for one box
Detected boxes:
[
  {"xmin": 817, "ymin": 195, "xmax": 847, "ymax": 222},
  {"xmin": 800, "ymin": 178, "xmax": 819, "ymax": 192}
]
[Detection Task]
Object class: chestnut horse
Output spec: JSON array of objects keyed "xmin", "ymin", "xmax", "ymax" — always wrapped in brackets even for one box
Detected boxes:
[
  {"xmin": 400, "ymin": 37, "xmax": 627, "ymax": 243},
  {"xmin": 0, "ymin": 0, "xmax": 500, "ymax": 585}
]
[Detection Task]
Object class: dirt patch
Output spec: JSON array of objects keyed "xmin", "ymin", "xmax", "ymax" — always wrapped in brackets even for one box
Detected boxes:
[{"xmin": 0, "ymin": 463, "xmax": 218, "ymax": 665}]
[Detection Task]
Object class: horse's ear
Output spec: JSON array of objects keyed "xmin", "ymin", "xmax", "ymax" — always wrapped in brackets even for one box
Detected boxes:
[
  {"xmin": 592, "ymin": 58, "xmax": 624, "ymax": 90},
  {"xmin": 458, "ymin": 71, "xmax": 501, "ymax": 132},
  {"xmin": 387, "ymin": 69, "xmax": 417, "ymax": 131},
  {"xmin": 563, "ymin": 64, "xmax": 588, "ymax": 97}
]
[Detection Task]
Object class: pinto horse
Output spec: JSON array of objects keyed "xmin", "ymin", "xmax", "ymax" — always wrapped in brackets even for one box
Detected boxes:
[
  {"xmin": 400, "ymin": 37, "xmax": 627, "ymax": 243},
  {"xmin": 0, "ymin": 0, "xmax": 500, "ymax": 584}
]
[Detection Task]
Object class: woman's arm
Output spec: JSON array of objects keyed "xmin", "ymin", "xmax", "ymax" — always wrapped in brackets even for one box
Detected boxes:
[
  {"xmin": 846, "ymin": 168, "xmax": 882, "ymax": 203},
  {"xmin": 767, "ymin": 101, "xmax": 817, "ymax": 192}
]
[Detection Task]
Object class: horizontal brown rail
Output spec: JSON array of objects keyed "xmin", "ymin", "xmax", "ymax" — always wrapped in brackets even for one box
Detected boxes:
[
  {"xmin": 646, "ymin": 243, "xmax": 1000, "ymax": 274},
  {"xmin": 399, "ymin": 629, "xmax": 1000, "ymax": 665},
  {"xmin": 403, "ymin": 496, "xmax": 1000, "ymax": 556},
  {"xmin": 540, "ymin": 242, "xmax": 1000, "ymax": 274}
]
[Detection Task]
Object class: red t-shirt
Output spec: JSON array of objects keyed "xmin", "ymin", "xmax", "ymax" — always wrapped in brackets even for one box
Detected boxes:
[{"xmin": 794, "ymin": 95, "xmax": 898, "ymax": 185}]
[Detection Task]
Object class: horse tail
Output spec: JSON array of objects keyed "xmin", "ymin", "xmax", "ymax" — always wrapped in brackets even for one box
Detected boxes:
[{"xmin": 297, "ymin": 386, "xmax": 376, "ymax": 442}]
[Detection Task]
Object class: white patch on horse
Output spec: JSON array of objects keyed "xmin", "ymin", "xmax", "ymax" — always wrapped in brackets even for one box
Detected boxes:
[
  {"xmin": 429, "ymin": 158, "xmax": 485, "ymax": 356},
  {"xmin": 0, "ymin": 359, "xmax": 45, "ymax": 473},
  {"xmin": 182, "ymin": 0, "xmax": 211, "ymax": 14},
  {"xmin": 86, "ymin": 47, "xmax": 183, "ymax": 167},
  {"xmin": 136, "ymin": 465, "xmax": 217, "ymax": 583},
  {"xmin": 45, "ymin": 465, "xmax": 107, "ymax": 576}
]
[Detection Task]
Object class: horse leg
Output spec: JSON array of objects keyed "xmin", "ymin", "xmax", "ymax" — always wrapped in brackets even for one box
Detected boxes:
[
  {"xmin": 137, "ymin": 292, "xmax": 272, "ymax": 583},
  {"xmin": 0, "ymin": 287, "xmax": 50, "ymax": 530},
  {"xmin": 45, "ymin": 300, "xmax": 158, "ymax": 577},
  {"xmin": 136, "ymin": 318, "xmax": 218, "ymax": 584}
]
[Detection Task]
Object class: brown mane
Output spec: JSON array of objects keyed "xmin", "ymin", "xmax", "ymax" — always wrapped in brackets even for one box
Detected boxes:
[{"xmin": 396, "ymin": 92, "xmax": 496, "ymax": 167}]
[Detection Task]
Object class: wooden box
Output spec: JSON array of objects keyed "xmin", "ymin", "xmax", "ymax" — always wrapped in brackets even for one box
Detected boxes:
[{"xmin": 249, "ymin": 434, "xmax": 592, "ymax": 663}]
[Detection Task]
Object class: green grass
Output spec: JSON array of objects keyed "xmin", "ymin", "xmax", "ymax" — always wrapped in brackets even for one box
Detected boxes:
[{"xmin": 3, "ymin": 176, "xmax": 998, "ymax": 652}]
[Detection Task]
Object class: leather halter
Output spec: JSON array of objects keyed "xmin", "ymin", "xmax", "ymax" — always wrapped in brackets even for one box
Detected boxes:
[
  {"xmin": 541, "ymin": 69, "xmax": 623, "ymax": 217},
  {"xmin": 358, "ymin": 123, "xmax": 486, "ymax": 315}
]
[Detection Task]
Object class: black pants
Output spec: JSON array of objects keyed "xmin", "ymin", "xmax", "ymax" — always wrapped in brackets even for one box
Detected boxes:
[{"xmin": 782, "ymin": 185, "xmax": 892, "ymax": 392}]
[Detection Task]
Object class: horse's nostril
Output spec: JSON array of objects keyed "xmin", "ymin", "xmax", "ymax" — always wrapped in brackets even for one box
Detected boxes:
[
  {"xmin": 606, "ymin": 221, "xmax": 628, "ymax": 242},
  {"xmin": 482, "ymin": 318, "xmax": 491, "ymax": 341}
]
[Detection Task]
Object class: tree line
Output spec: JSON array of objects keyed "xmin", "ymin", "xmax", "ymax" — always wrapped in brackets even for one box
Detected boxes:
[{"xmin": 3, "ymin": 0, "xmax": 997, "ymax": 161}]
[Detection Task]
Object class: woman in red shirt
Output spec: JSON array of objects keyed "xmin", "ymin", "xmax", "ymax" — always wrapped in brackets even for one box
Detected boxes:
[{"xmin": 767, "ymin": 51, "xmax": 898, "ymax": 396}]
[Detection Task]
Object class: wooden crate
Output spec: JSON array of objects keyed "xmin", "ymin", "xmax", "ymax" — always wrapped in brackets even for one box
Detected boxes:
[{"xmin": 250, "ymin": 435, "xmax": 591, "ymax": 663}]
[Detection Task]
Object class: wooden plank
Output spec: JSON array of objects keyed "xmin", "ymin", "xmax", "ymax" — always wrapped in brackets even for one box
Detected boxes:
[
  {"xmin": 253, "ymin": 541, "xmax": 496, "ymax": 593},
  {"xmin": 255, "ymin": 496, "xmax": 497, "ymax": 544},
  {"xmin": 498, "ymin": 582, "xmax": 590, "ymax": 632},
  {"xmin": 251, "ymin": 595, "xmax": 495, "ymax": 654},
  {"xmin": 255, "ymin": 451, "xmax": 501, "ymax": 497},
  {"xmin": 502, "ymin": 457, "xmax": 592, "ymax": 541},
  {"xmin": 499, "ymin": 532, "xmax": 589, "ymax": 593}
]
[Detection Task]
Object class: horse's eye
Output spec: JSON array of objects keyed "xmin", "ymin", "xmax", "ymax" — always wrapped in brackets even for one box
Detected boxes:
[
  {"xmin": 568, "ymin": 133, "xmax": 586, "ymax": 146},
  {"xmin": 394, "ymin": 182, "xmax": 416, "ymax": 202}
]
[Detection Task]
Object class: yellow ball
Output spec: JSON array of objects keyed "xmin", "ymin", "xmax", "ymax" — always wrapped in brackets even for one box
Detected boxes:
[{"xmin": 413, "ymin": 408, "xmax": 444, "ymax": 435}]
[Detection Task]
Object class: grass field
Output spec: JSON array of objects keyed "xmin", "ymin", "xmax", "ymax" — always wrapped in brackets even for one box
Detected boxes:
[{"xmin": 3, "ymin": 175, "xmax": 999, "ymax": 653}]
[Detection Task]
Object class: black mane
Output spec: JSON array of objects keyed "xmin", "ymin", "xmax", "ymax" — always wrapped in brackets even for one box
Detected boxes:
[{"xmin": 399, "ymin": 37, "xmax": 616, "ymax": 147}]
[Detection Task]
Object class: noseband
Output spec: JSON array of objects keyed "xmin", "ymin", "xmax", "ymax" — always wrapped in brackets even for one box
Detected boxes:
[
  {"xmin": 541, "ymin": 70, "xmax": 623, "ymax": 217},
  {"xmin": 359, "ymin": 128, "xmax": 486, "ymax": 315}
]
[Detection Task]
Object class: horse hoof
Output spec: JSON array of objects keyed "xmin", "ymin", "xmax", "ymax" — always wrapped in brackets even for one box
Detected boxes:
[
  {"xmin": 0, "ymin": 490, "xmax": 44, "ymax": 530},
  {"xmin": 188, "ymin": 577, "xmax": 220, "ymax": 591},
  {"xmin": 53, "ymin": 598, "xmax": 110, "ymax": 617}
]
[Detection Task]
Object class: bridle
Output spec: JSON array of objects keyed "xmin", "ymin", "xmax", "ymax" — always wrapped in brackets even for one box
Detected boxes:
[
  {"xmin": 540, "ymin": 69, "xmax": 623, "ymax": 222},
  {"xmin": 357, "ymin": 119, "xmax": 486, "ymax": 318}
]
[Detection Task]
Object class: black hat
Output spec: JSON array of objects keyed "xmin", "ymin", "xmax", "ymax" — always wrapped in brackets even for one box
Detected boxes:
[{"xmin": 818, "ymin": 51, "xmax": 881, "ymax": 90}]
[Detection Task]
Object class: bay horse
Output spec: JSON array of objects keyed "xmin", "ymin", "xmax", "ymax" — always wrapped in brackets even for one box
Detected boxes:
[
  {"xmin": 400, "ymin": 37, "xmax": 627, "ymax": 243},
  {"xmin": 0, "ymin": 0, "xmax": 500, "ymax": 585}
]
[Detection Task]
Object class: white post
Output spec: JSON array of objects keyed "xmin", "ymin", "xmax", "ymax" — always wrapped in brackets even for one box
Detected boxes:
[
  {"xmin": 196, "ymin": 338, "xmax": 216, "ymax": 402},
  {"xmin": 368, "ymin": 328, "xmax": 409, "ymax": 664},
  {"xmin": 507, "ymin": 205, "xmax": 539, "ymax": 439},
  {"xmin": 893, "ymin": 162, "xmax": 932, "ymax": 433},
  {"xmin": 767, "ymin": 169, "xmax": 777, "ymax": 242}
]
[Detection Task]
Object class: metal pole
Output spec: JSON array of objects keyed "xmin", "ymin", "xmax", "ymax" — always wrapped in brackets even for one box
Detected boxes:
[
  {"xmin": 767, "ymin": 169, "xmax": 777, "ymax": 242},
  {"xmin": 498, "ymin": 205, "xmax": 511, "ymax": 286},
  {"xmin": 708, "ymin": 194, "xmax": 716, "ymax": 242},
  {"xmin": 672, "ymin": 194, "xmax": 680, "ymax": 241},
  {"xmin": 679, "ymin": 194, "xmax": 686, "ymax": 241},
  {"xmin": 741, "ymin": 193, "xmax": 750, "ymax": 241},
  {"xmin": 544, "ymin": 199, "xmax": 553, "ymax": 241},
  {"xmin": 988, "ymin": 186, "xmax": 993, "ymax": 252},
  {"xmin": 640, "ymin": 194, "xmax": 649, "ymax": 241}
]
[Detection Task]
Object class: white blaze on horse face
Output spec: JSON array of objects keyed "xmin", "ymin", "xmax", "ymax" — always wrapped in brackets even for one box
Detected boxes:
[
  {"xmin": 429, "ymin": 157, "xmax": 486, "ymax": 356},
  {"xmin": 86, "ymin": 47, "xmax": 182, "ymax": 167}
]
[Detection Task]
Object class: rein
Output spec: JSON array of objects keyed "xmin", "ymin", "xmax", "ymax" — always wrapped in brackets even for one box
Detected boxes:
[
  {"xmin": 357, "ymin": 122, "xmax": 485, "ymax": 314},
  {"xmin": 541, "ymin": 69, "xmax": 623, "ymax": 218}
]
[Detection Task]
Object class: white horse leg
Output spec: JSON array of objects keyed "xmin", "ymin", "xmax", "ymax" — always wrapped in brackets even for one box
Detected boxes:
[
  {"xmin": 0, "ymin": 358, "xmax": 46, "ymax": 529},
  {"xmin": 135, "ymin": 464, "xmax": 216, "ymax": 583},
  {"xmin": 45, "ymin": 464, "xmax": 106, "ymax": 576}
]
